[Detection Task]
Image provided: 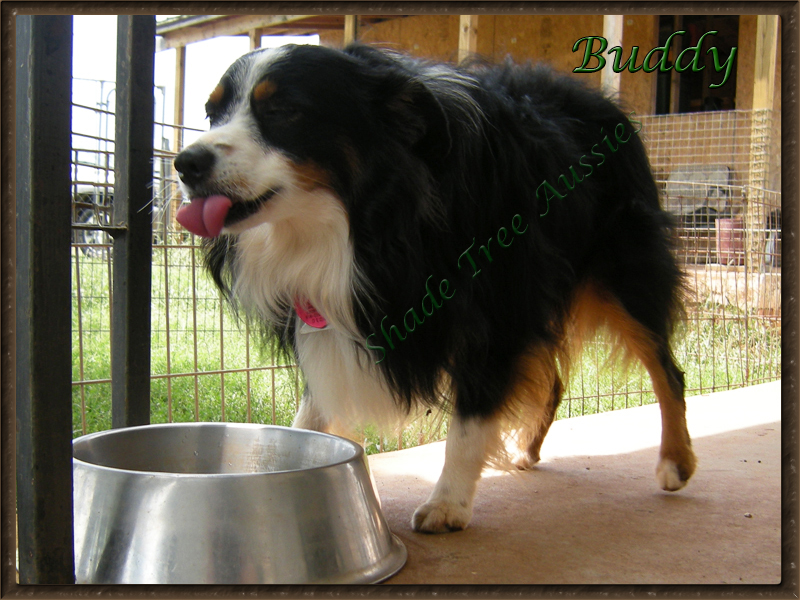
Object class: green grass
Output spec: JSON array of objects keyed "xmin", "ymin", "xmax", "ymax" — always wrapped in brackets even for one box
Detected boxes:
[
  {"xmin": 72, "ymin": 245, "xmax": 300, "ymax": 437},
  {"xmin": 558, "ymin": 305, "xmax": 781, "ymax": 420},
  {"xmin": 71, "ymin": 244, "xmax": 781, "ymax": 452}
]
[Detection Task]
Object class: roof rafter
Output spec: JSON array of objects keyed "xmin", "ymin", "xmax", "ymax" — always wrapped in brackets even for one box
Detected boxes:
[{"xmin": 156, "ymin": 14, "xmax": 399, "ymax": 49}]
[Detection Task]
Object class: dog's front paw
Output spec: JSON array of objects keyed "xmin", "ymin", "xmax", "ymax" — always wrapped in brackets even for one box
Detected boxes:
[{"xmin": 412, "ymin": 500, "xmax": 472, "ymax": 533}]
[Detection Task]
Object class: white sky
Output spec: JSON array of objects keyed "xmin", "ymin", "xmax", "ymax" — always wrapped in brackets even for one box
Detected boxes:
[{"xmin": 71, "ymin": 15, "xmax": 318, "ymax": 172}]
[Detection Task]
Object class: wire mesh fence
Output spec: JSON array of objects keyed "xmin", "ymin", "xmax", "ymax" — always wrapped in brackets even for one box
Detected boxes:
[
  {"xmin": 638, "ymin": 109, "xmax": 781, "ymax": 191},
  {"xmin": 70, "ymin": 105, "xmax": 782, "ymax": 452}
]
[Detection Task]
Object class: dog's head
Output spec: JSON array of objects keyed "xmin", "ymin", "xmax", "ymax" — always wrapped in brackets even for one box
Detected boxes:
[{"xmin": 174, "ymin": 44, "xmax": 455, "ymax": 239}]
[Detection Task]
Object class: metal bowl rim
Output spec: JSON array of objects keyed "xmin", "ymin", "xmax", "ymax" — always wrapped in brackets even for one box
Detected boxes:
[
  {"xmin": 72, "ymin": 422, "xmax": 365, "ymax": 479},
  {"xmin": 372, "ymin": 534, "xmax": 408, "ymax": 584}
]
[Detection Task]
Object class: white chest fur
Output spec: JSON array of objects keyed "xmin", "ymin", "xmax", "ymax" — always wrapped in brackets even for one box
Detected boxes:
[{"xmin": 294, "ymin": 322, "xmax": 402, "ymax": 431}]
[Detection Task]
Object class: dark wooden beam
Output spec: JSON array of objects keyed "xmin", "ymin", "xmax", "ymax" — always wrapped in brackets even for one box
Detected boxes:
[
  {"xmin": 112, "ymin": 15, "xmax": 155, "ymax": 428},
  {"xmin": 15, "ymin": 14, "xmax": 75, "ymax": 584}
]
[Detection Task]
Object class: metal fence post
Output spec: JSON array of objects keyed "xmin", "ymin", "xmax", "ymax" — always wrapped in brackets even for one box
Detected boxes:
[
  {"xmin": 15, "ymin": 14, "xmax": 75, "ymax": 584},
  {"xmin": 111, "ymin": 15, "xmax": 155, "ymax": 428}
]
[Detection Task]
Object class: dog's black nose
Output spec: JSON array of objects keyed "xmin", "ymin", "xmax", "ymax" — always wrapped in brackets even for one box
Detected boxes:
[{"xmin": 174, "ymin": 145, "xmax": 215, "ymax": 188}]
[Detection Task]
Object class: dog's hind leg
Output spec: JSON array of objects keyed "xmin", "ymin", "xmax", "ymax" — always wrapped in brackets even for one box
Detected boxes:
[
  {"xmin": 412, "ymin": 413, "xmax": 502, "ymax": 533},
  {"xmin": 634, "ymin": 340, "xmax": 696, "ymax": 490},
  {"xmin": 516, "ymin": 375, "xmax": 563, "ymax": 469},
  {"xmin": 593, "ymin": 287, "xmax": 696, "ymax": 490},
  {"xmin": 588, "ymin": 205, "xmax": 695, "ymax": 489},
  {"xmin": 506, "ymin": 345, "xmax": 564, "ymax": 470}
]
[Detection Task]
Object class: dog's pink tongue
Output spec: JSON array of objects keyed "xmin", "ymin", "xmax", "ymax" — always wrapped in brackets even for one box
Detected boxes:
[{"xmin": 176, "ymin": 195, "xmax": 233, "ymax": 238}]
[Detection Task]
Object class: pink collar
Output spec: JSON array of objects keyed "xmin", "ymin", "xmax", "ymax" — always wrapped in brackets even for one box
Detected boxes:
[{"xmin": 295, "ymin": 300, "xmax": 328, "ymax": 329}]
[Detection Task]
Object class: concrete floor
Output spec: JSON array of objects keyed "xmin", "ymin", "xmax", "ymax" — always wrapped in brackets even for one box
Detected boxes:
[{"xmin": 369, "ymin": 381, "xmax": 782, "ymax": 585}]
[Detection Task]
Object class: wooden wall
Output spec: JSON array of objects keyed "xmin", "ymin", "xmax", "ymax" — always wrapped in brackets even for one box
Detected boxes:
[
  {"xmin": 322, "ymin": 15, "xmax": 603, "ymax": 86},
  {"xmin": 319, "ymin": 15, "xmax": 460, "ymax": 60},
  {"xmin": 487, "ymin": 14, "xmax": 603, "ymax": 76},
  {"xmin": 321, "ymin": 15, "xmax": 646, "ymax": 112},
  {"xmin": 319, "ymin": 14, "xmax": 779, "ymax": 116}
]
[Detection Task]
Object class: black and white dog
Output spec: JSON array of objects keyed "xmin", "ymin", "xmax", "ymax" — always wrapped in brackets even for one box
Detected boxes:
[{"xmin": 174, "ymin": 44, "xmax": 695, "ymax": 533}]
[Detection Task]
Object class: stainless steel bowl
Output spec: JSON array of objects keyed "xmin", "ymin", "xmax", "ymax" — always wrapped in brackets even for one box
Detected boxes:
[{"xmin": 73, "ymin": 423, "xmax": 406, "ymax": 584}]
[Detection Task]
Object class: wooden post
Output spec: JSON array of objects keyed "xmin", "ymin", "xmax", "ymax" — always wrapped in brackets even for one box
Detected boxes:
[
  {"xmin": 344, "ymin": 15, "xmax": 359, "ymax": 45},
  {"xmin": 602, "ymin": 15, "xmax": 623, "ymax": 95},
  {"xmin": 458, "ymin": 15, "xmax": 478, "ymax": 64},
  {"xmin": 250, "ymin": 28, "xmax": 263, "ymax": 50},
  {"xmin": 112, "ymin": 15, "xmax": 154, "ymax": 428},
  {"xmin": 753, "ymin": 15, "xmax": 779, "ymax": 111},
  {"xmin": 172, "ymin": 44, "xmax": 186, "ymax": 227},
  {"xmin": 745, "ymin": 15, "xmax": 779, "ymax": 271},
  {"xmin": 15, "ymin": 14, "xmax": 76, "ymax": 584},
  {"xmin": 173, "ymin": 45, "xmax": 186, "ymax": 154}
]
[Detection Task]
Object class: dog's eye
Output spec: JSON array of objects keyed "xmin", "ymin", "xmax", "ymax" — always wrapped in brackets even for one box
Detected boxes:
[
  {"xmin": 205, "ymin": 82, "xmax": 228, "ymax": 126},
  {"xmin": 260, "ymin": 106, "xmax": 303, "ymax": 124},
  {"xmin": 205, "ymin": 103, "xmax": 220, "ymax": 124}
]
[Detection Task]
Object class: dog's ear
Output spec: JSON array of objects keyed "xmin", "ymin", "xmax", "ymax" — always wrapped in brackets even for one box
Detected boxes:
[
  {"xmin": 345, "ymin": 44, "xmax": 449, "ymax": 151},
  {"xmin": 383, "ymin": 77, "xmax": 447, "ymax": 148}
]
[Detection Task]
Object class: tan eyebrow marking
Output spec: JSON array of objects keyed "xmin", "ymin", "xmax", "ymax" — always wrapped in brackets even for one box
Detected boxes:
[
  {"xmin": 253, "ymin": 79, "xmax": 277, "ymax": 101},
  {"xmin": 208, "ymin": 84, "xmax": 225, "ymax": 105}
]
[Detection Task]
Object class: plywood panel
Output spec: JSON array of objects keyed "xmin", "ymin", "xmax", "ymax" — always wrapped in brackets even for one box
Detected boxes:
[
  {"xmin": 476, "ymin": 15, "xmax": 497, "ymax": 59},
  {"xmin": 357, "ymin": 16, "xmax": 402, "ymax": 49},
  {"xmin": 360, "ymin": 15, "xmax": 459, "ymax": 61},
  {"xmin": 736, "ymin": 15, "xmax": 757, "ymax": 110},
  {"xmin": 318, "ymin": 29, "xmax": 343, "ymax": 48},
  {"xmin": 492, "ymin": 14, "xmax": 603, "ymax": 87},
  {"xmin": 619, "ymin": 16, "xmax": 658, "ymax": 117}
]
